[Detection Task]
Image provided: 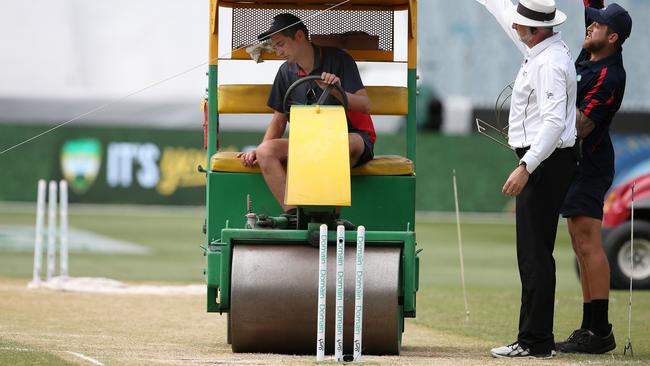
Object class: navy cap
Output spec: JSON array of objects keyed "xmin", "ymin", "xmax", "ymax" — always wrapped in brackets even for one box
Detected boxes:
[
  {"xmin": 258, "ymin": 13, "xmax": 305, "ymax": 41},
  {"xmin": 585, "ymin": 3, "xmax": 632, "ymax": 40}
]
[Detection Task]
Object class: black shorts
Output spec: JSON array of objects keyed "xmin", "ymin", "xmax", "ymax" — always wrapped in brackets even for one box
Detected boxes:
[
  {"xmin": 350, "ymin": 130, "xmax": 374, "ymax": 167},
  {"xmin": 560, "ymin": 169, "xmax": 613, "ymax": 220}
]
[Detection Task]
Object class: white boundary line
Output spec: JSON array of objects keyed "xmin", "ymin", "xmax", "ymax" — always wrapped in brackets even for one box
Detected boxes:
[
  {"xmin": 0, "ymin": 348, "xmax": 104, "ymax": 365},
  {"xmin": 66, "ymin": 351, "xmax": 104, "ymax": 366},
  {"xmin": 0, "ymin": 346, "xmax": 32, "ymax": 352}
]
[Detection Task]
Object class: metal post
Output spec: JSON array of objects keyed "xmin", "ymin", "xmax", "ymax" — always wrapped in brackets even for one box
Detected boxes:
[
  {"xmin": 453, "ymin": 170, "xmax": 470, "ymax": 320},
  {"xmin": 624, "ymin": 182, "xmax": 635, "ymax": 356}
]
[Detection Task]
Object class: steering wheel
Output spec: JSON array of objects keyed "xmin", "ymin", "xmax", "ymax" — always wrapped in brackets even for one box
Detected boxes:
[{"xmin": 282, "ymin": 75, "xmax": 349, "ymax": 116}]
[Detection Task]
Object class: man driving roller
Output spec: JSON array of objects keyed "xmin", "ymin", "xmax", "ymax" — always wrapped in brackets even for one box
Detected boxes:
[{"xmin": 237, "ymin": 13, "xmax": 376, "ymax": 219}]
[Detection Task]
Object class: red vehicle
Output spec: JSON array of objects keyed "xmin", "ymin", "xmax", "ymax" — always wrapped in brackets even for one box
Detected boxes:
[{"xmin": 600, "ymin": 173, "xmax": 650, "ymax": 289}]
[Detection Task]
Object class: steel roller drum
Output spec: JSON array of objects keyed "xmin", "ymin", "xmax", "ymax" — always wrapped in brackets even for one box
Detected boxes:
[{"xmin": 230, "ymin": 243, "xmax": 400, "ymax": 355}]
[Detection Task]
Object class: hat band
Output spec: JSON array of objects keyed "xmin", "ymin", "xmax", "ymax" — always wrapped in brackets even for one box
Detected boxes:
[{"xmin": 517, "ymin": 3, "xmax": 556, "ymax": 22}]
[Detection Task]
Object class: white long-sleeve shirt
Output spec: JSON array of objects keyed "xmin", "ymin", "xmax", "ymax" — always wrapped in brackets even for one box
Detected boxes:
[{"xmin": 481, "ymin": 0, "xmax": 577, "ymax": 173}]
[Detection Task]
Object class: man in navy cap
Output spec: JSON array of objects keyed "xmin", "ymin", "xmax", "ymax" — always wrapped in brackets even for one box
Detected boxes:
[
  {"xmin": 558, "ymin": 0, "xmax": 632, "ymax": 354},
  {"xmin": 237, "ymin": 14, "xmax": 375, "ymax": 222}
]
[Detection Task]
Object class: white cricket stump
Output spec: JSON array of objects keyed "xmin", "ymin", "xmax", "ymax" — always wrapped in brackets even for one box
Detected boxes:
[
  {"xmin": 334, "ymin": 225, "xmax": 345, "ymax": 362},
  {"xmin": 59, "ymin": 180, "xmax": 69, "ymax": 278},
  {"xmin": 28, "ymin": 180, "xmax": 47, "ymax": 288},
  {"xmin": 29, "ymin": 179, "xmax": 70, "ymax": 289},
  {"xmin": 316, "ymin": 224, "xmax": 328, "ymax": 361},
  {"xmin": 353, "ymin": 226, "xmax": 365, "ymax": 361},
  {"xmin": 46, "ymin": 181, "xmax": 58, "ymax": 281}
]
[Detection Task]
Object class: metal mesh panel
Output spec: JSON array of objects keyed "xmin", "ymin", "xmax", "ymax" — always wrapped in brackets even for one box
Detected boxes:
[{"xmin": 232, "ymin": 8, "xmax": 393, "ymax": 51}]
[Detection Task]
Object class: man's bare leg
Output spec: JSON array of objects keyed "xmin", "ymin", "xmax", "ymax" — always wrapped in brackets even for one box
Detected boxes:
[
  {"xmin": 569, "ymin": 223, "xmax": 593, "ymax": 302},
  {"xmin": 568, "ymin": 216, "xmax": 610, "ymax": 299},
  {"xmin": 569, "ymin": 219, "xmax": 593, "ymax": 331},
  {"xmin": 331, "ymin": 133, "xmax": 367, "ymax": 221},
  {"xmin": 255, "ymin": 138, "xmax": 295, "ymax": 213},
  {"xmin": 348, "ymin": 133, "xmax": 366, "ymax": 167},
  {"xmin": 567, "ymin": 215, "xmax": 611, "ymax": 337}
]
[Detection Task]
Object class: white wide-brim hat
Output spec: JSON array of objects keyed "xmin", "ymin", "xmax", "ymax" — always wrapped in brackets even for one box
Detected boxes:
[{"xmin": 511, "ymin": 0, "xmax": 567, "ymax": 27}]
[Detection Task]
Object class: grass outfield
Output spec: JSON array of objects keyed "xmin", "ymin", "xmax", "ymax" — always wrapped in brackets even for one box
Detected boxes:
[{"xmin": 0, "ymin": 203, "xmax": 648, "ymax": 365}]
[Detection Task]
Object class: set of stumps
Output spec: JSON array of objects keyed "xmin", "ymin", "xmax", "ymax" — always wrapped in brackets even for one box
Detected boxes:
[{"xmin": 316, "ymin": 225, "xmax": 365, "ymax": 362}]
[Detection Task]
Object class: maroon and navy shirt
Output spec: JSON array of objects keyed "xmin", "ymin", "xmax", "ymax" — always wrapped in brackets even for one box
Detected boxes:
[
  {"xmin": 576, "ymin": 0, "xmax": 627, "ymax": 177},
  {"xmin": 267, "ymin": 45, "xmax": 376, "ymax": 144}
]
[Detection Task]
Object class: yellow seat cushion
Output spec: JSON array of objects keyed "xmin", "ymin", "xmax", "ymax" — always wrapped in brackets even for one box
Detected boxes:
[
  {"xmin": 210, "ymin": 151, "xmax": 414, "ymax": 176},
  {"xmin": 351, "ymin": 155, "xmax": 414, "ymax": 176}
]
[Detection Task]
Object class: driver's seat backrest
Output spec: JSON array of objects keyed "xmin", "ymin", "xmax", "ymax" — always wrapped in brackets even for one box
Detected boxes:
[{"xmin": 217, "ymin": 84, "xmax": 407, "ymax": 115}]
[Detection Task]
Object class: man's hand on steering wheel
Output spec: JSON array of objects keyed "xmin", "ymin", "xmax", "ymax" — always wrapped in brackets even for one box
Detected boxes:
[
  {"xmin": 237, "ymin": 150, "xmax": 257, "ymax": 167},
  {"xmin": 282, "ymin": 75, "xmax": 348, "ymax": 114},
  {"xmin": 315, "ymin": 72, "xmax": 341, "ymax": 89},
  {"xmin": 316, "ymin": 72, "xmax": 344, "ymax": 102}
]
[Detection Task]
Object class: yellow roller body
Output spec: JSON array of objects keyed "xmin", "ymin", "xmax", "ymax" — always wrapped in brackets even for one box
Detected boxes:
[{"xmin": 285, "ymin": 105, "xmax": 351, "ymax": 206}]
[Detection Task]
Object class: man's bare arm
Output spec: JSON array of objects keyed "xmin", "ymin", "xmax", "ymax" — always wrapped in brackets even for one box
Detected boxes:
[
  {"xmin": 263, "ymin": 112, "xmax": 288, "ymax": 141},
  {"xmin": 343, "ymin": 88, "xmax": 372, "ymax": 114},
  {"xmin": 317, "ymin": 72, "xmax": 372, "ymax": 114},
  {"xmin": 237, "ymin": 111, "xmax": 288, "ymax": 166},
  {"xmin": 576, "ymin": 109, "xmax": 595, "ymax": 139}
]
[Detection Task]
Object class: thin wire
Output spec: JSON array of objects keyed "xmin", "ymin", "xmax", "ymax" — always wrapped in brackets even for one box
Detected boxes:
[
  {"xmin": 0, "ymin": 65, "xmax": 207, "ymax": 155},
  {"xmin": 624, "ymin": 182, "xmax": 635, "ymax": 356},
  {"xmin": 475, "ymin": 118, "xmax": 510, "ymax": 150},
  {"xmin": 0, "ymin": 0, "xmax": 351, "ymax": 156},
  {"xmin": 494, "ymin": 81, "xmax": 513, "ymax": 131}
]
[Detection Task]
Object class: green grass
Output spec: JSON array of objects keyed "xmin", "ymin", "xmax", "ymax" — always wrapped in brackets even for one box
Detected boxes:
[
  {"xmin": 1, "ymin": 203, "xmax": 648, "ymax": 363},
  {"xmin": 415, "ymin": 219, "xmax": 650, "ymax": 362},
  {"xmin": 0, "ymin": 340, "xmax": 73, "ymax": 366},
  {"xmin": 0, "ymin": 204, "xmax": 204, "ymax": 282}
]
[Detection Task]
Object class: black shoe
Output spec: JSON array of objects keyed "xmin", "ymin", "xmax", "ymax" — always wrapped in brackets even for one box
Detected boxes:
[
  {"xmin": 556, "ymin": 328, "xmax": 589, "ymax": 351},
  {"xmin": 556, "ymin": 327, "xmax": 616, "ymax": 354}
]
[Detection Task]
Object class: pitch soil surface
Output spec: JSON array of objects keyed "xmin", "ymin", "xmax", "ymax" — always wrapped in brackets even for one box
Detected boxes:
[{"xmin": 1, "ymin": 278, "xmax": 638, "ymax": 366}]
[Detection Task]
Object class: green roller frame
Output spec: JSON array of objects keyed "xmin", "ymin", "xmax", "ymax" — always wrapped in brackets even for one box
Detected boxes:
[{"xmin": 203, "ymin": 0, "xmax": 420, "ymax": 354}]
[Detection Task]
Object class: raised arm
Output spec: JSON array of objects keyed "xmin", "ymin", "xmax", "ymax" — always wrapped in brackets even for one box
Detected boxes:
[
  {"xmin": 583, "ymin": 0, "xmax": 605, "ymax": 34},
  {"xmin": 475, "ymin": 0, "xmax": 526, "ymax": 55}
]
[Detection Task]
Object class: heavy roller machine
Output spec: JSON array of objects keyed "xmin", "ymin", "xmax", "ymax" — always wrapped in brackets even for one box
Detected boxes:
[{"xmin": 202, "ymin": 0, "xmax": 420, "ymax": 356}]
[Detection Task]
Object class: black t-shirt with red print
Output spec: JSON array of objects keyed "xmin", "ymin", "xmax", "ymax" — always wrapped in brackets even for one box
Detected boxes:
[
  {"xmin": 267, "ymin": 45, "xmax": 376, "ymax": 144},
  {"xmin": 576, "ymin": 0, "xmax": 627, "ymax": 177}
]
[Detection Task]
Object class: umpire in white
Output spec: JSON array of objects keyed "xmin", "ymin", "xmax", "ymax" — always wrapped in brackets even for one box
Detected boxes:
[{"xmin": 478, "ymin": 0, "xmax": 578, "ymax": 358}]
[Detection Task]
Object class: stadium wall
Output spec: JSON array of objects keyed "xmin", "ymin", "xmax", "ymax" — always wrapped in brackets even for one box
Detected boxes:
[{"xmin": 1, "ymin": 124, "xmax": 647, "ymax": 212}]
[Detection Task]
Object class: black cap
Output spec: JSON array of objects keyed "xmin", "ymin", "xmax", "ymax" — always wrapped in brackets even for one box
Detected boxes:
[
  {"xmin": 257, "ymin": 13, "xmax": 305, "ymax": 41},
  {"xmin": 585, "ymin": 3, "xmax": 632, "ymax": 41}
]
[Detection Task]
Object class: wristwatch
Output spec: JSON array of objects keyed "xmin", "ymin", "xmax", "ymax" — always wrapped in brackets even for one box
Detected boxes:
[{"xmin": 518, "ymin": 160, "xmax": 528, "ymax": 172}]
